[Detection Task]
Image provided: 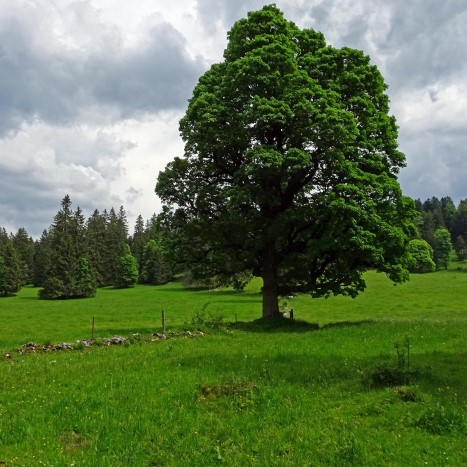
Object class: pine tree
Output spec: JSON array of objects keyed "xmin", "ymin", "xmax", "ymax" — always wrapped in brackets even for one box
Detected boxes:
[
  {"xmin": 441, "ymin": 197, "xmax": 457, "ymax": 233},
  {"xmin": 33, "ymin": 230, "xmax": 50, "ymax": 287},
  {"xmin": 39, "ymin": 195, "xmax": 96, "ymax": 299},
  {"xmin": 12, "ymin": 227, "xmax": 35, "ymax": 285},
  {"xmin": 0, "ymin": 240, "xmax": 22, "ymax": 296},
  {"xmin": 452, "ymin": 200, "xmax": 467, "ymax": 245},
  {"xmin": 75, "ymin": 257, "xmax": 96, "ymax": 297},
  {"xmin": 454, "ymin": 235, "xmax": 467, "ymax": 261},
  {"xmin": 102, "ymin": 207, "xmax": 128, "ymax": 286},
  {"xmin": 130, "ymin": 214, "xmax": 146, "ymax": 273},
  {"xmin": 140, "ymin": 240, "xmax": 171, "ymax": 285},
  {"xmin": 85, "ymin": 209, "xmax": 107, "ymax": 287}
]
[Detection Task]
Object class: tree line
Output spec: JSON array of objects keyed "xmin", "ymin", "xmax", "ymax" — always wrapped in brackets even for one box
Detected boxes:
[
  {"xmin": 1, "ymin": 194, "xmax": 465, "ymax": 299},
  {"xmin": 0, "ymin": 195, "xmax": 171, "ymax": 298},
  {"xmin": 400, "ymin": 196, "xmax": 466, "ymax": 275}
]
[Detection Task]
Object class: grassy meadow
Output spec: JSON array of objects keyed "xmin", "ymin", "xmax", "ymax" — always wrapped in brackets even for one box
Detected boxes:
[{"xmin": 0, "ymin": 265, "xmax": 466, "ymax": 466}]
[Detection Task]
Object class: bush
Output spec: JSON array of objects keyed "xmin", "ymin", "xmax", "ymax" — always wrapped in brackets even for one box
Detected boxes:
[{"xmin": 364, "ymin": 337, "xmax": 418, "ymax": 387}]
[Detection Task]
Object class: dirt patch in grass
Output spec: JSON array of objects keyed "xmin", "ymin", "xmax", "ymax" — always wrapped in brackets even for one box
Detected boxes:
[{"xmin": 58, "ymin": 430, "xmax": 90, "ymax": 452}]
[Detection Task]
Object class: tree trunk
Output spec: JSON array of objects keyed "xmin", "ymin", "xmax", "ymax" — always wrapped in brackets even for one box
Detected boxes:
[{"xmin": 261, "ymin": 243, "xmax": 280, "ymax": 319}]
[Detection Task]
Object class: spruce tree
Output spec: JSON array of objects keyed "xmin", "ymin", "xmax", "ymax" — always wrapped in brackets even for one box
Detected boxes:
[
  {"xmin": 130, "ymin": 214, "xmax": 146, "ymax": 273},
  {"xmin": 140, "ymin": 240, "xmax": 171, "ymax": 285},
  {"xmin": 12, "ymin": 227, "xmax": 35, "ymax": 285},
  {"xmin": 85, "ymin": 209, "xmax": 107, "ymax": 287},
  {"xmin": 0, "ymin": 240, "xmax": 22, "ymax": 296},
  {"xmin": 39, "ymin": 195, "xmax": 96, "ymax": 299},
  {"xmin": 33, "ymin": 230, "xmax": 50, "ymax": 287},
  {"xmin": 103, "ymin": 207, "xmax": 128, "ymax": 286}
]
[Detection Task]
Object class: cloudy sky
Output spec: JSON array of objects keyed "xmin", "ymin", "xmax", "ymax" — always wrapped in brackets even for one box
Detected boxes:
[{"xmin": 1, "ymin": 0, "xmax": 466, "ymax": 237}]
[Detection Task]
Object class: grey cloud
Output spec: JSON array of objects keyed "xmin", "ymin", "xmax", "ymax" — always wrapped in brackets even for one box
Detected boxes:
[
  {"xmin": 195, "ymin": 0, "xmax": 252, "ymax": 33},
  {"xmin": 0, "ymin": 5, "xmax": 203, "ymax": 136},
  {"xmin": 383, "ymin": 0, "xmax": 467, "ymax": 92},
  {"xmin": 0, "ymin": 123, "xmax": 135, "ymax": 237},
  {"xmin": 0, "ymin": 166, "xmax": 66, "ymax": 236},
  {"xmin": 398, "ymin": 126, "xmax": 467, "ymax": 204},
  {"xmin": 87, "ymin": 23, "xmax": 202, "ymax": 117}
]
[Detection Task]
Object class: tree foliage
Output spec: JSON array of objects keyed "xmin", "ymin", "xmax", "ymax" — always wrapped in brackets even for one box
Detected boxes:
[
  {"xmin": 156, "ymin": 5, "xmax": 416, "ymax": 318},
  {"xmin": 115, "ymin": 245, "xmax": 139, "ymax": 288},
  {"xmin": 433, "ymin": 228, "xmax": 452, "ymax": 270},
  {"xmin": 406, "ymin": 239, "xmax": 436, "ymax": 273},
  {"xmin": 0, "ymin": 240, "xmax": 22, "ymax": 296},
  {"xmin": 139, "ymin": 240, "xmax": 171, "ymax": 285},
  {"xmin": 454, "ymin": 235, "xmax": 467, "ymax": 261},
  {"xmin": 39, "ymin": 195, "xmax": 97, "ymax": 299}
]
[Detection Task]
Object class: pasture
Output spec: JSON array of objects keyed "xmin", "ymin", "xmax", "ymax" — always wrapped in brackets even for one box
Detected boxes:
[{"xmin": 0, "ymin": 267, "xmax": 466, "ymax": 466}]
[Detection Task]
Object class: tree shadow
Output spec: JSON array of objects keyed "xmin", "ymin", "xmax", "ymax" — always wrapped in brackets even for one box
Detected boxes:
[
  {"xmin": 229, "ymin": 318, "xmax": 376, "ymax": 333},
  {"xmin": 320, "ymin": 319, "xmax": 376, "ymax": 330},
  {"xmin": 229, "ymin": 317, "xmax": 320, "ymax": 333}
]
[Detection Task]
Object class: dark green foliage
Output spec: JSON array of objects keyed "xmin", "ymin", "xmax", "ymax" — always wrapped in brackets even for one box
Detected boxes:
[
  {"xmin": 0, "ymin": 227, "xmax": 8, "ymax": 251},
  {"xmin": 139, "ymin": 240, "xmax": 171, "ymax": 285},
  {"xmin": 130, "ymin": 214, "xmax": 146, "ymax": 273},
  {"xmin": 74, "ymin": 257, "xmax": 96, "ymax": 297},
  {"xmin": 0, "ymin": 240, "xmax": 22, "ymax": 296},
  {"xmin": 433, "ymin": 228, "xmax": 452, "ymax": 270},
  {"xmin": 452, "ymin": 200, "xmax": 467, "ymax": 245},
  {"xmin": 115, "ymin": 245, "xmax": 139, "ymax": 288},
  {"xmin": 415, "ymin": 197, "xmax": 467, "ymax": 253},
  {"xmin": 454, "ymin": 235, "xmax": 467, "ymax": 261},
  {"xmin": 0, "ymin": 256, "xmax": 5, "ymax": 294},
  {"xmin": 406, "ymin": 239, "xmax": 436, "ymax": 273},
  {"xmin": 102, "ymin": 208, "xmax": 128, "ymax": 286},
  {"xmin": 39, "ymin": 195, "xmax": 97, "ymax": 299},
  {"xmin": 12, "ymin": 227, "xmax": 35, "ymax": 285},
  {"xmin": 85, "ymin": 209, "xmax": 107, "ymax": 287},
  {"xmin": 32, "ymin": 230, "xmax": 49, "ymax": 287},
  {"xmin": 441, "ymin": 196, "xmax": 457, "ymax": 232},
  {"xmin": 365, "ymin": 337, "xmax": 418, "ymax": 387},
  {"xmin": 156, "ymin": 5, "xmax": 415, "ymax": 318}
]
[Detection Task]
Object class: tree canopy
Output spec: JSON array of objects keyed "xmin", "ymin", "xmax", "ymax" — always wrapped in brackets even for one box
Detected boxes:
[{"xmin": 156, "ymin": 5, "xmax": 416, "ymax": 318}]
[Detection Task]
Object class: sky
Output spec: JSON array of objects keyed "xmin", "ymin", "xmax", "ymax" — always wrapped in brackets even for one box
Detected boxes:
[{"xmin": 0, "ymin": 0, "xmax": 466, "ymax": 238}]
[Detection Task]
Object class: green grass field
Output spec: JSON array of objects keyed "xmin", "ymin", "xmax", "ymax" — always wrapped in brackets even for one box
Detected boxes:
[{"xmin": 1, "ymin": 267, "xmax": 466, "ymax": 466}]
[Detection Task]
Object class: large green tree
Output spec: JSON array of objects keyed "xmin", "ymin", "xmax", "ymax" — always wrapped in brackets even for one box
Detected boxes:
[{"xmin": 156, "ymin": 5, "xmax": 415, "ymax": 318}]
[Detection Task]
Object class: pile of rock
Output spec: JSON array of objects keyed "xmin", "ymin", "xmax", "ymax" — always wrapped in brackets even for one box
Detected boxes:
[
  {"xmin": 13, "ymin": 330, "xmax": 205, "ymax": 355},
  {"xmin": 151, "ymin": 330, "xmax": 204, "ymax": 341}
]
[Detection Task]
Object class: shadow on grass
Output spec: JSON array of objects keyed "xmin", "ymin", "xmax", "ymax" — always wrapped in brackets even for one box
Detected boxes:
[
  {"xmin": 230, "ymin": 317, "xmax": 320, "ymax": 333},
  {"xmin": 159, "ymin": 286, "xmax": 261, "ymax": 298},
  {"xmin": 321, "ymin": 319, "xmax": 375, "ymax": 330},
  {"xmin": 229, "ymin": 317, "xmax": 376, "ymax": 333}
]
